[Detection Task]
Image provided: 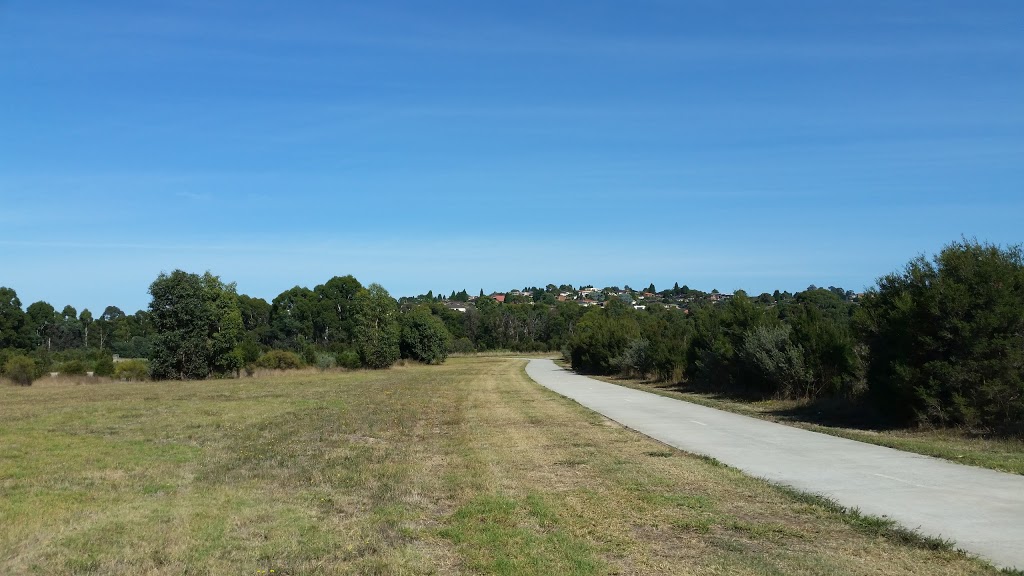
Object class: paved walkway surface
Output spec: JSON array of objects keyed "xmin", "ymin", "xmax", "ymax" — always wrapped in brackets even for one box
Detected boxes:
[{"xmin": 525, "ymin": 359, "xmax": 1024, "ymax": 570}]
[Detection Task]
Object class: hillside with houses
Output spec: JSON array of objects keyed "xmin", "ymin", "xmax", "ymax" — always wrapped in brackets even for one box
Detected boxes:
[{"xmin": 405, "ymin": 283, "xmax": 864, "ymax": 314}]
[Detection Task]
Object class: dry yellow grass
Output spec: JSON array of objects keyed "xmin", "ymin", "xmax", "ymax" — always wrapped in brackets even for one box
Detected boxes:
[{"xmin": 0, "ymin": 358, "xmax": 1004, "ymax": 574}]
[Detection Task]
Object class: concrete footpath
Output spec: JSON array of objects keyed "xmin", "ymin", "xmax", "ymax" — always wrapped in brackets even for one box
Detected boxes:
[{"xmin": 525, "ymin": 358, "xmax": 1024, "ymax": 570}]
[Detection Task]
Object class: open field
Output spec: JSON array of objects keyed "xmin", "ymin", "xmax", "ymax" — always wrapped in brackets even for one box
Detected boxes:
[
  {"xmin": 0, "ymin": 358, "xmax": 1007, "ymax": 574},
  {"xmin": 583, "ymin": 371, "xmax": 1024, "ymax": 476}
]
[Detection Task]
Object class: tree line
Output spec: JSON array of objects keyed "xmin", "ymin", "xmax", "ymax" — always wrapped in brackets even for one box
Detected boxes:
[
  {"xmin": 564, "ymin": 239, "xmax": 1024, "ymax": 436},
  {"xmin": 1, "ymin": 238, "xmax": 1021, "ymax": 435},
  {"xmin": 0, "ymin": 273, "xmax": 453, "ymax": 382}
]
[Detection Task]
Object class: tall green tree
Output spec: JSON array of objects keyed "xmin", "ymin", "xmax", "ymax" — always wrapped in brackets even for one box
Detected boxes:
[
  {"xmin": 269, "ymin": 286, "xmax": 315, "ymax": 350},
  {"xmin": 400, "ymin": 306, "xmax": 452, "ymax": 364},
  {"xmin": 355, "ymin": 283, "xmax": 400, "ymax": 369},
  {"xmin": 0, "ymin": 287, "xmax": 25, "ymax": 349},
  {"xmin": 148, "ymin": 270, "xmax": 243, "ymax": 380},
  {"xmin": 313, "ymin": 275, "xmax": 363, "ymax": 347},
  {"xmin": 24, "ymin": 301, "xmax": 56, "ymax": 351},
  {"xmin": 79, "ymin": 309, "xmax": 93, "ymax": 349}
]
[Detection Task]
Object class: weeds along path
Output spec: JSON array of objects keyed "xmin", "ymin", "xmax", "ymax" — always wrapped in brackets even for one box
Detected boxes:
[
  {"xmin": 525, "ymin": 358, "xmax": 1024, "ymax": 571},
  {"xmin": 0, "ymin": 358, "xmax": 1004, "ymax": 575}
]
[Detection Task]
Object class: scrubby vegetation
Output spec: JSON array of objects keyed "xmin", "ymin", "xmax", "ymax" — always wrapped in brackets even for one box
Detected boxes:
[
  {"xmin": 3, "ymin": 354, "xmax": 36, "ymax": 386},
  {"xmin": 563, "ymin": 239, "xmax": 1023, "ymax": 437}
]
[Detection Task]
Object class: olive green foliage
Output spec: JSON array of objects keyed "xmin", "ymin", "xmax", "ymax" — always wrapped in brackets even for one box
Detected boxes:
[
  {"xmin": 256, "ymin": 350, "xmax": 304, "ymax": 370},
  {"xmin": 400, "ymin": 306, "xmax": 452, "ymax": 364},
  {"xmin": 58, "ymin": 359, "xmax": 88, "ymax": 375},
  {"xmin": 857, "ymin": 239, "xmax": 1024, "ymax": 433},
  {"xmin": 685, "ymin": 291, "xmax": 861, "ymax": 400},
  {"xmin": 336, "ymin": 350, "xmax": 361, "ymax": 370},
  {"xmin": 148, "ymin": 270, "xmax": 244, "ymax": 380},
  {"xmin": 451, "ymin": 337, "xmax": 475, "ymax": 354},
  {"xmin": 93, "ymin": 355, "xmax": 115, "ymax": 377},
  {"xmin": 355, "ymin": 283, "xmax": 401, "ymax": 369},
  {"xmin": 613, "ymin": 338, "xmax": 654, "ymax": 378},
  {"xmin": 114, "ymin": 359, "xmax": 149, "ymax": 381},
  {"xmin": 780, "ymin": 289, "xmax": 861, "ymax": 398},
  {"xmin": 568, "ymin": 300, "xmax": 640, "ymax": 374},
  {"xmin": 314, "ymin": 352, "xmax": 336, "ymax": 371},
  {"xmin": 3, "ymin": 354, "xmax": 36, "ymax": 386},
  {"xmin": 0, "ymin": 287, "xmax": 26, "ymax": 349},
  {"xmin": 737, "ymin": 324, "xmax": 812, "ymax": 398}
]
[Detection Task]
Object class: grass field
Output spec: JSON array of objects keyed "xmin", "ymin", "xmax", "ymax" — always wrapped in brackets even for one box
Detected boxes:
[
  {"xmin": 0, "ymin": 358, "xmax": 1007, "ymax": 574},
  {"xmin": 587, "ymin": 372, "xmax": 1024, "ymax": 476}
]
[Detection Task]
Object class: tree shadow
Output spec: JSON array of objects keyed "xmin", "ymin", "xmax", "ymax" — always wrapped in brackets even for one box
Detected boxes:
[{"xmin": 651, "ymin": 379, "xmax": 902, "ymax": 432}]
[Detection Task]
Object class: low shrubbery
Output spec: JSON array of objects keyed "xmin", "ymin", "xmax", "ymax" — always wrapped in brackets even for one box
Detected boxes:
[
  {"xmin": 58, "ymin": 359, "xmax": 89, "ymax": 376},
  {"xmin": 336, "ymin": 350, "xmax": 361, "ymax": 370},
  {"xmin": 4, "ymin": 354, "xmax": 37, "ymax": 386},
  {"xmin": 256, "ymin": 350, "xmax": 304, "ymax": 370},
  {"xmin": 315, "ymin": 352, "xmax": 336, "ymax": 371},
  {"xmin": 114, "ymin": 359, "xmax": 149, "ymax": 381},
  {"xmin": 94, "ymin": 355, "xmax": 115, "ymax": 377}
]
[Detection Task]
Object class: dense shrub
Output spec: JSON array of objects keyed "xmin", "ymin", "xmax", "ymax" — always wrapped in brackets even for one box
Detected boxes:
[
  {"xmin": 256, "ymin": 350, "xmax": 304, "ymax": 370},
  {"xmin": 114, "ymin": 359, "xmax": 149, "ymax": 381},
  {"xmin": 781, "ymin": 289, "xmax": 861, "ymax": 398},
  {"xmin": 614, "ymin": 338, "xmax": 655, "ymax": 378},
  {"xmin": 737, "ymin": 324, "xmax": 812, "ymax": 398},
  {"xmin": 568, "ymin": 302, "xmax": 639, "ymax": 374},
  {"xmin": 451, "ymin": 337, "xmax": 475, "ymax": 354},
  {"xmin": 93, "ymin": 355, "xmax": 115, "ymax": 377},
  {"xmin": 315, "ymin": 352, "xmax": 336, "ymax": 371},
  {"xmin": 400, "ymin": 307, "xmax": 452, "ymax": 364},
  {"xmin": 336, "ymin": 350, "xmax": 361, "ymax": 370},
  {"xmin": 857, "ymin": 239, "xmax": 1024, "ymax": 433},
  {"xmin": 58, "ymin": 359, "xmax": 88, "ymax": 375},
  {"xmin": 4, "ymin": 354, "xmax": 36, "ymax": 385}
]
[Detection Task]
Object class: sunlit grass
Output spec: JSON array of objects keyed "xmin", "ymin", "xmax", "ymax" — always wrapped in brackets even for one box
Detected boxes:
[{"xmin": 0, "ymin": 358, "xmax": 1005, "ymax": 574}]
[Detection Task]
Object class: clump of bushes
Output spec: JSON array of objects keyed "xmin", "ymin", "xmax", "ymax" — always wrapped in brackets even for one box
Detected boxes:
[
  {"xmin": 315, "ymin": 352, "xmax": 336, "ymax": 371},
  {"xmin": 114, "ymin": 359, "xmax": 149, "ymax": 381},
  {"xmin": 451, "ymin": 337, "xmax": 475, "ymax": 355},
  {"xmin": 256, "ymin": 350, "xmax": 304, "ymax": 370},
  {"xmin": 400, "ymin": 306, "xmax": 452, "ymax": 364},
  {"xmin": 857, "ymin": 239, "xmax": 1024, "ymax": 433},
  {"xmin": 58, "ymin": 359, "xmax": 89, "ymax": 376},
  {"xmin": 336, "ymin": 350, "xmax": 361, "ymax": 370},
  {"xmin": 94, "ymin": 355, "xmax": 115, "ymax": 377},
  {"xmin": 4, "ymin": 354, "xmax": 37, "ymax": 386}
]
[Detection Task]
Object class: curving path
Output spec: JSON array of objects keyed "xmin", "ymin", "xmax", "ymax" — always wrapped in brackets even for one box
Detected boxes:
[{"xmin": 525, "ymin": 358, "xmax": 1024, "ymax": 570}]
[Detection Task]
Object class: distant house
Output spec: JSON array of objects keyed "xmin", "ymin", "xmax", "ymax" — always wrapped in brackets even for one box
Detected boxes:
[
  {"xmin": 491, "ymin": 293, "xmax": 506, "ymax": 303},
  {"xmin": 633, "ymin": 305, "xmax": 646, "ymax": 310},
  {"xmin": 443, "ymin": 301, "xmax": 471, "ymax": 313}
]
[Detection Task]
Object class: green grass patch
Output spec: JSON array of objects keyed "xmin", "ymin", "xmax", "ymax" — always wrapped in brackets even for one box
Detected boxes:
[{"xmin": 440, "ymin": 493, "xmax": 601, "ymax": 576}]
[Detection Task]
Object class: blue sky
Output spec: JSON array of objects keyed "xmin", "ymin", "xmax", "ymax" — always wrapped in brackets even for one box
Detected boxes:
[{"xmin": 2, "ymin": 1, "xmax": 1022, "ymax": 313}]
